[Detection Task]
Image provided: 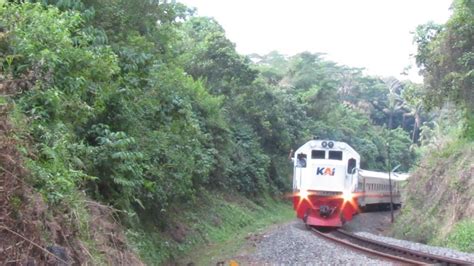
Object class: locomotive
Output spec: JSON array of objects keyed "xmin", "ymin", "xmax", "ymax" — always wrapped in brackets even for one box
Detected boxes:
[{"xmin": 292, "ymin": 139, "xmax": 408, "ymax": 227}]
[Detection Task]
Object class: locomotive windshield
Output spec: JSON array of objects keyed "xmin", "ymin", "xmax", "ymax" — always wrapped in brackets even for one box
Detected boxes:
[
  {"xmin": 328, "ymin": 151, "xmax": 343, "ymax": 160},
  {"xmin": 311, "ymin": 150, "xmax": 325, "ymax": 159}
]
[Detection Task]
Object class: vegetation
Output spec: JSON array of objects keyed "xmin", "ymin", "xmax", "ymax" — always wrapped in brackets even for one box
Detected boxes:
[
  {"xmin": 414, "ymin": 0, "xmax": 474, "ymax": 139},
  {"xmin": 392, "ymin": 0, "xmax": 473, "ymax": 253},
  {"xmin": 1, "ymin": 0, "xmax": 471, "ymax": 263},
  {"xmin": 128, "ymin": 193, "xmax": 294, "ymax": 264}
]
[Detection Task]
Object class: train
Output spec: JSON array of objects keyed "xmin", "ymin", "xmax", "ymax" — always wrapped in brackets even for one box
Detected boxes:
[{"xmin": 292, "ymin": 139, "xmax": 408, "ymax": 227}]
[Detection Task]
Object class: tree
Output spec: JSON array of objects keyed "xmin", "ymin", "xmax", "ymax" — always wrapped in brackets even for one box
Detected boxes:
[{"xmin": 415, "ymin": 0, "xmax": 474, "ymax": 139}]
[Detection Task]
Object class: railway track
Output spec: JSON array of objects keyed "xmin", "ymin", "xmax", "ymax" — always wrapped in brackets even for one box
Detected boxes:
[{"xmin": 311, "ymin": 228, "xmax": 472, "ymax": 265}]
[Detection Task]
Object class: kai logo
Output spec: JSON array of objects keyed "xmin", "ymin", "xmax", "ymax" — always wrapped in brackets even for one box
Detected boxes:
[{"xmin": 316, "ymin": 167, "xmax": 335, "ymax": 176}]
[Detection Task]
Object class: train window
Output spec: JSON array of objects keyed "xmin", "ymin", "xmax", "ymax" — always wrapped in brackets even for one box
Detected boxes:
[
  {"xmin": 328, "ymin": 151, "xmax": 343, "ymax": 160},
  {"xmin": 347, "ymin": 158, "xmax": 357, "ymax": 174},
  {"xmin": 311, "ymin": 150, "xmax": 325, "ymax": 159},
  {"xmin": 296, "ymin": 153, "xmax": 307, "ymax": 168}
]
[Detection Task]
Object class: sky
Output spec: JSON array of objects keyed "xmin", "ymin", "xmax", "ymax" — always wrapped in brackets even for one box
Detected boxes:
[{"xmin": 178, "ymin": 0, "xmax": 453, "ymax": 82}]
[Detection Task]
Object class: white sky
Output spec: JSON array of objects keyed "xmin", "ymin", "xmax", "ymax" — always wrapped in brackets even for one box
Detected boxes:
[{"xmin": 178, "ymin": 0, "xmax": 453, "ymax": 82}]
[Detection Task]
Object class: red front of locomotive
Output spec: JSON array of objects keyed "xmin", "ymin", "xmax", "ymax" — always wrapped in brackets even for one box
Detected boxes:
[{"xmin": 293, "ymin": 190, "xmax": 359, "ymax": 227}]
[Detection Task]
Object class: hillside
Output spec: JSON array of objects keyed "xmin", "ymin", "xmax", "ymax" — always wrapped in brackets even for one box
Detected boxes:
[{"xmin": 392, "ymin": 138, "xmax": 473, "ymax": 252}]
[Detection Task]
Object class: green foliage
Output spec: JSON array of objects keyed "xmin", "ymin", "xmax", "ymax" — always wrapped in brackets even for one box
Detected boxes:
[
  {"xmin": 87, "ymin": 124, "xmax": 145, "ymax": 209},
  {"xmin": 414, "ymin": 0, "xmax": 474, "ymax": 139},
  {"xmin": 444, "ymin": 220, "xmax": 474, "ymax": 252},
  {"xmin": 22, "ymin": 123, "xmax": 94, "ymax": 204}
]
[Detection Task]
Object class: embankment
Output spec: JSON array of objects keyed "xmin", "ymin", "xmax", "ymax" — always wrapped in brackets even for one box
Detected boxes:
[{"xmin": 392, "ymin": 140, "xmax": 474, "ymax": 252}]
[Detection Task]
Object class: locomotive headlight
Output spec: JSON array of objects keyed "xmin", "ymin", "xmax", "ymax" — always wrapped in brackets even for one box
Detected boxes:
[
  {"xmin": 299, "ymin": 189, "xmax": 309, "ymax": 200},
  {"xmin": 342, "ymin": 190, "xmax": 353, "ymax": 202}
]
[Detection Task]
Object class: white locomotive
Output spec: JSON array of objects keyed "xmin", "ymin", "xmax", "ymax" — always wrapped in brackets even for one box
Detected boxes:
[{"xmin": 292, "ymin": 139, "xmax": 408, "ymax": 227}]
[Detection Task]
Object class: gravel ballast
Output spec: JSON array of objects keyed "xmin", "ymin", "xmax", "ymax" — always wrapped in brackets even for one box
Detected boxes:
[
  {"xmin": 232, "ymin": 220, "xmax": 389, "ymax": 265},
  {"xmin": 230, "ymin": 211, "xmax": 473, "ymax": 265},
  {"xmin": 355, "ymin": 232, "xmax": 474, "ymax": 263}
]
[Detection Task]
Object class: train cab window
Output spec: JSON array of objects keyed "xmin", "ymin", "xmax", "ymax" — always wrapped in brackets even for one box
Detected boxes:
[
  {"xmin": 296, "ymin": 153, "xmax": 307, "ymax": 168},
  {"xmin": 328, "ymin": 151, "xmax": 343, "ymax": 160},
  {"xmin": 311, "ymin": 150, "xmax": 325, "ymax": 159},
  {"xmin": 347, "ymin": 158, "xmax": 357, "ymax": 174}
]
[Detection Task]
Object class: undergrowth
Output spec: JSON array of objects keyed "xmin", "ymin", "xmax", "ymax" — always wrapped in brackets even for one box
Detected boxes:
[
  {"xmin": 127, "ymin": 191, "xmax": 293, "ymax": 265},
  {"xmin": 436, "ymin": 220, "xmax": 474, "ymax": 252}
]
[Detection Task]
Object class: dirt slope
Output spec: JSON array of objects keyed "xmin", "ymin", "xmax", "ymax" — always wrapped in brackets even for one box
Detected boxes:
[{"xmin": 392, "ymin": 141, "xmax": 474, "ymax": 251}]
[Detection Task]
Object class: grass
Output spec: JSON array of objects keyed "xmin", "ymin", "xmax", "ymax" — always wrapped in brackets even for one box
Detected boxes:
[
  {"xmin": 438, "ymin": 220, "xmax": 474, "ymax": 252},
  {"xmin": 127, "ymin": 192, "xmax": 295, "ymax": 265},
  {"xmin": 183, "ymin": 197, "xmax": 294, "ymax": 265}
]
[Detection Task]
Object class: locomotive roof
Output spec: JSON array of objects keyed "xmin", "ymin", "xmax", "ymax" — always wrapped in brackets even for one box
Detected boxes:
[{"xmin": 298, "ymin": 140, "xmax": 358, "ymax": 153}]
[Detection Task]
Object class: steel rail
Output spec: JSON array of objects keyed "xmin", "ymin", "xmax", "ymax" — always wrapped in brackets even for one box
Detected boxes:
[
  {"xmin": 311, "ymin": 228, "xmax": 472, "ymax": 265},
  {"xmin": 311, "ymin": 228, "xmax": 422, "ymax": 264},
  {"xmin": 335, "ymin": 229, "xmax": 472, "ymax": 265}
]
